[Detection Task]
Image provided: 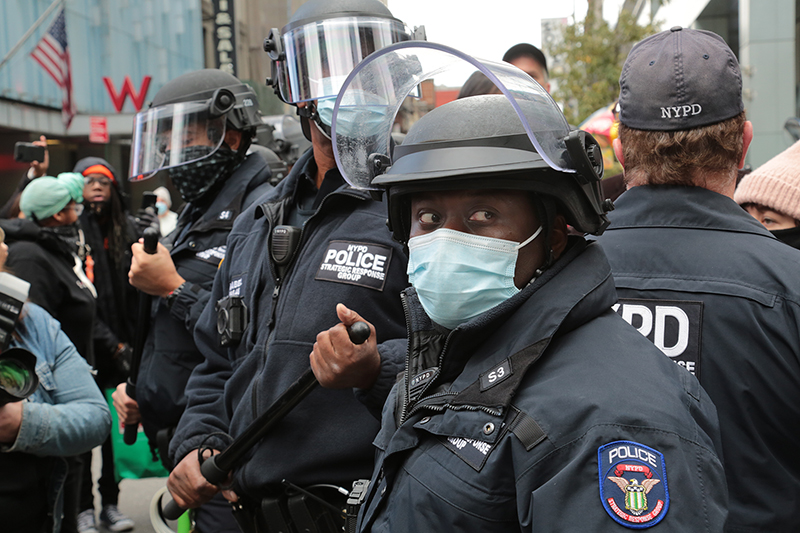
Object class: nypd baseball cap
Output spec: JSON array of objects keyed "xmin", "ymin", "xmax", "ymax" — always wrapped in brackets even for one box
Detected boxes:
[{"xmin": 618, "ymin": 26, "xmax": 743, "ymax": 131}]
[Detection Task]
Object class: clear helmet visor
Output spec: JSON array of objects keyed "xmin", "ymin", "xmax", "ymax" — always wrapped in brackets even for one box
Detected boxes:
[
  {"xmin": 129, "ymin": 101, "xmax": 227, "ymax": 181},
  {"xmin": 276, "ymin": 16, "xmax": 412, "ymax": 104},
  {"xmin": 331, "ymin": 42, "xmax": 574, "ymax": 189}
]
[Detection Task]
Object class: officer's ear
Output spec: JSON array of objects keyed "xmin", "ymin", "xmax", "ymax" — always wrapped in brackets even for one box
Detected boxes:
[
  {"xmin": 613, "ymin": 138, "xmax": 625, "ymax": 168},
  {"xmin": 224, "ymin": 129, "xmax": 243, "ymax": 151},
  {"xmin": 550, "ymin": 214, "xmax": 568, "ymax": 261}
]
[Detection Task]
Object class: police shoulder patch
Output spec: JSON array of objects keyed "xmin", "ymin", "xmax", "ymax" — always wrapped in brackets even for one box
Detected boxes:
[{"xmin": 598, "ymin": 440, "xmax": 669, "ymax": 529}]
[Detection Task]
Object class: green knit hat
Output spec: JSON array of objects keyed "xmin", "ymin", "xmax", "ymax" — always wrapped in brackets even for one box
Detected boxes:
[{"xmin": 20, "ymin": 172, "xmax": 84, "ymax": 221}]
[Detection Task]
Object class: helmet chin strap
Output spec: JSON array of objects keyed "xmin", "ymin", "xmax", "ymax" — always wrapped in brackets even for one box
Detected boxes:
[{"xmin": 297, "ymin": 102, "xmax": 331, "ymax": 142}]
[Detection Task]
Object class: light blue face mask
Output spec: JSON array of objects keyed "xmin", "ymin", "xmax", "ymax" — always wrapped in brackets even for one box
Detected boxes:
[
  {"xmin": 407, "ymin": 226, "xmax": 543, "ymax": 329},
  {"xmin": 316, "ymin": 97, "xmax": 389, "ymax": 138}
]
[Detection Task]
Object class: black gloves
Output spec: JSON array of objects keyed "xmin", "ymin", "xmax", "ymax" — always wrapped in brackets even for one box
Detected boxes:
[{"xmin": 135, "ymin": 206, "xmax": 160, "ymax": 237}]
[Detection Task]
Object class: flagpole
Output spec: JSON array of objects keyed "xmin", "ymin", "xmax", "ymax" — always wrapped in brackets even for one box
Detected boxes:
[{"xmin": 0, "ymin": 0, "xmax": 64, "ymax": 73}]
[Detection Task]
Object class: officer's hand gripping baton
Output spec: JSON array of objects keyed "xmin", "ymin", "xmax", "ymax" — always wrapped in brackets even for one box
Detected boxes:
[
  {"xmin": 124, "ymin": 227, "xmax": 160, "ymax": 445},
  {"xmin": 161, "ymin": 321, "xmax": 371, "ymax": 520}
]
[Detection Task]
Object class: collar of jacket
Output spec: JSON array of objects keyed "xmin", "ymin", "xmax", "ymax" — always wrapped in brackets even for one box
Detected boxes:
[
  {"xmin": 608, "ymin": 185, "xmax": 775, "ymax": 238},
  {"xmin": 0, "ymin": 217, "xmax": 76, "ymax": 258},
  {"xmin": 254, "ymin": 147, "xmax": 372, "ymax": 221},
  {"xmin": 400, "ymin": 238, "xmax": 617, "ymax": 417}
]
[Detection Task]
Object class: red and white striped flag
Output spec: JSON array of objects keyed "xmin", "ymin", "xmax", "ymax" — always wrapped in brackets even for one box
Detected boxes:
[{"xmin": 30, "ymin": 8, "xmax": 75, "ymax": 129}]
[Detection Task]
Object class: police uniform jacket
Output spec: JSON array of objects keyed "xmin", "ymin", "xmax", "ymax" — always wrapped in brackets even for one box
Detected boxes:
[
  {"xmin": 136, "ymin": 153, "xmax": 272, "ymax": 454},
  {"xmin": 171, "ymin": 148, "xmax": 409, "ymax": 497},
  {"xmin": 358, "ymin": 238, "xmax": 728, "ymax": 532},
  {"xmin": 597, "ymin": 185, "xmax": 800, "ymax": 533}
]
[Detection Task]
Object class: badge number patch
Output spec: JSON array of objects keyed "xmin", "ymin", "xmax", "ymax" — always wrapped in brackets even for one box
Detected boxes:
[
  {"xmin": 315, "ymin": 241, "xmax": 392, "ymax": 291},
  {"xmin": 598, "ymin": 441, "xmax": 669, "ymax": 528}
]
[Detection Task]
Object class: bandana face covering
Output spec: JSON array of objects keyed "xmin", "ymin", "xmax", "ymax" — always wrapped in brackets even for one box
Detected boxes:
[
  {"xmin": 167, "ymin": 146, "xmax": 241, "ymax": 202},
  {"xmin": 407, "ymin": 226, "xmax": 542, "ymax": 329}
]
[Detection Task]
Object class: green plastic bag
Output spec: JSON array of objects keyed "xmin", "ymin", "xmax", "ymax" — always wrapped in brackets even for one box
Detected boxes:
[{"xmin": 105, "ymin": 389, "xmax": 169, "ymax": 480}]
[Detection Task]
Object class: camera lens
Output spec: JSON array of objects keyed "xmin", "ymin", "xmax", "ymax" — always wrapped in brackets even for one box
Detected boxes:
[{"xmin": 0, "ymin": 358, "xmax": 31, "ymax": 396}]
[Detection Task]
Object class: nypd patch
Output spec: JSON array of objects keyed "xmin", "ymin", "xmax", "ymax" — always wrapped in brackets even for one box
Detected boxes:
[
  {"xmin": 315, "ymin": 241, "xmax": 392, "ymax": 291},
  {"xmin": 598, "ymin": 441, "xmax": 669, "ymax": 528}
]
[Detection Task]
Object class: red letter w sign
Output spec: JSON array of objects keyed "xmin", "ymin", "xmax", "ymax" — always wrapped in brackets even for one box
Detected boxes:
[{"xmin": 103, "ymin": 76, "xmax": 152, "ymax": 112}]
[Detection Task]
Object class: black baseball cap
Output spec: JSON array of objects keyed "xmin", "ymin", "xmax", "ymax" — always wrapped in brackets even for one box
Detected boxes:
[{"xmin": 618, "ymin": 27, "xmax": 743, "ymax": 131}]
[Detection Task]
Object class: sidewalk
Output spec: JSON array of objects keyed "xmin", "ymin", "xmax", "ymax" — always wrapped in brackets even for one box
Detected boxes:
[{"xmin": 90, "ymin": 446, "xmax": 172, "ymax": 533}]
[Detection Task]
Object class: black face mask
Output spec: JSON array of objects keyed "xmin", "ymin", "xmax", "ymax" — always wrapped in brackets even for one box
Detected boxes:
[
  {"xmin": 167, "ymin": 146, "xmax": 242, "ymax": 203},
  {"xmin": 771, "ymin": 225, "xmax": 800, "ymax": 250}
]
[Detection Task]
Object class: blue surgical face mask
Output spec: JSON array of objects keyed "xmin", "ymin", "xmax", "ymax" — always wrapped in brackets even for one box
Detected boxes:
[
  {"xmin": 407, "ymin": 226, "xmax": 543, "ymax": 329},
  {"xmin": 315, "ymin": 98, "xmax": 389, "ymax": 138},
  {"xmin": 156, "ymin": 201, "xmax": 167, "ymax": 215}
]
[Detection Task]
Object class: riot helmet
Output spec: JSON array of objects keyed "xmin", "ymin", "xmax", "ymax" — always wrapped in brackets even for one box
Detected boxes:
[
  {"xmin": 263, "ymin": 0, "xmax": 422, "ymax": 139},
  {"xmin": 330, "ymin": 42, "xmax": 611, "ymax": 242},
  {"xmin": 129, "ymin": 69, "xmax": 262, "ymax": 201}
]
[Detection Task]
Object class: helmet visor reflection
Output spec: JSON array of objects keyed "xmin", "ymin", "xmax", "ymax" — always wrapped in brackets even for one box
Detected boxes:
[
  {"xmin": 129, "ymin": 102, "xmax": 227, "ymax": 181},
  {"xmin": 277, "ymin": 16, "xmax": 412, "ymax": 104},
  {"xmin": 331, "ymin": 42, "xmax": 573, "ymax": 190}
]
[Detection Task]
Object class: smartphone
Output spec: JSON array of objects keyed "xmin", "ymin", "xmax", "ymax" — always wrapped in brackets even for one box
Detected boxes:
[
  {"xmin": 13, "ymin": 142, "xmax": 45, "ymax": 163},
  {"xmin": 140, "ymin": 191, "xmax": 157, "ymax": 211}
]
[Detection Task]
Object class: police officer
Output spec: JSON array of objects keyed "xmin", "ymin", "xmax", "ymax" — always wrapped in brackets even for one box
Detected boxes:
[
  {"xmin": 111, "ymin": 68, "xmax": 272, "ymax": 532},
  {"xmin": 166, "ymin": 1, "xmax": 419, "ymax": 531},
  {"xmin": 314, "ymin": 43, "xmax": 728, "ymax": 531},
  {"xmin": 596, "ymin": 28, "xmax": 800, "ymax": 532}
]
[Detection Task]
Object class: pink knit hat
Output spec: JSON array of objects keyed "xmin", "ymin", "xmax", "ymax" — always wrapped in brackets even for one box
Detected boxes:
[{"xmin": 735, "ymin": 140, "xmax": 800, "ymax": 221}]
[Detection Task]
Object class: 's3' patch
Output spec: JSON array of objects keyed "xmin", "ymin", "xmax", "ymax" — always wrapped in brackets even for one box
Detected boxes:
[
  {"xmin": 315, "ymin": 241, "xmax": 392, "ymax": 291},
  {"xmin": 598, "ymin": 441, "xmax": 669, "ymax": 528}
]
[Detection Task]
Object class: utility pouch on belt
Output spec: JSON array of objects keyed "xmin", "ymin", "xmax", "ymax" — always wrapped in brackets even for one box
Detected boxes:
[{"xmin": 257, "ymin": 482, "xmax": 353, "ymax": 533}]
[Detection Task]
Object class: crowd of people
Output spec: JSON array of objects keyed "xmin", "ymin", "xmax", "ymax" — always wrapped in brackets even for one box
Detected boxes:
[{"xmin": 1, "ymin": 1, "xmax": 799, "ymax": 532}]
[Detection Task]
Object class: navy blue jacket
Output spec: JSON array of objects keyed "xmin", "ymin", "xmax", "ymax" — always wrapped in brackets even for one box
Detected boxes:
[
  {"xmin": 359, "ymin": 239, "xmax": 727, "ymax": 532},
  {"xmin": 171, "ymin": 149, "xmax": 409, "ymax": 497},
  {"xmin": 597, "ymin": 185, "xmax": 800, "ymax": 533},
  {"xmin": 136, "ymin": 153, "xmax": 272, "ymax": 452}
]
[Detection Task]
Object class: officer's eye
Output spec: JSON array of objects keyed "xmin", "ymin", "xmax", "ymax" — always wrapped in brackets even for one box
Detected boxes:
[
  {"xmin": 469, "ymin": 210, "xmax": 493, "ymax": 222},
  {"xmin": 418, "ymin": 212, "xmax": 440, "ymax": 225}
]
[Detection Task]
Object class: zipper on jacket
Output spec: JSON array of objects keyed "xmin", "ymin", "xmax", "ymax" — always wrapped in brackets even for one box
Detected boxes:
[
  {"xmin": 398, "ymin": 292, "xmax": 413, "ymax": 425},
  {"xmin": 399, "ymin": 307, "xmax": 456, "ymax": 426}
]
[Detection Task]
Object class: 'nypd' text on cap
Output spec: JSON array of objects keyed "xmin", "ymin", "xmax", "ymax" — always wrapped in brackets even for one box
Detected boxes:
[{"xmin": 618, "ymin": 27, "xmax": 743, "ymax": 131}]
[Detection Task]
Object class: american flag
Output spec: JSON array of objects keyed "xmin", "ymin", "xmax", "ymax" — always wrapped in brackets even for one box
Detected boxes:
[{"xmin": 30, "ymin": 8, "xmax": 75, "ymax": 129}]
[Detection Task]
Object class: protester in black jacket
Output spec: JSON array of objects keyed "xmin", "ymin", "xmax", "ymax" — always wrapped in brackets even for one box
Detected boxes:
[
  {"xmin": 73, "ymin": 157, "xmax": 138, "ymax": 533},
  {"xmin": 3, "ymin": 172, "xmax": 95, "ymax": 362}
]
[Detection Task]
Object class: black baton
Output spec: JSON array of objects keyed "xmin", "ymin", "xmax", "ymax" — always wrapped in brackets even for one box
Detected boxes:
[
  {"xmin": 162, "ymin": 321, "xmax": 371, "ymax": 520},
  {"xmin": 124, "ymin": 226, "xmax": 160, "ymax": 445}
]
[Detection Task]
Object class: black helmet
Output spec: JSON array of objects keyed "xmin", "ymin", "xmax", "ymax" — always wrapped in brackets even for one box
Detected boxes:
[
  {"xmin": 264, "ymin": 0, "xmax": 418, "ymax": 105},
  {"xmin": 330, "ymin": 42, "xmax": 612, "ymax": 243},
  {"xmin": 263, "ymin": 0, "xmax": 422, "ymax": 140},
  {"xmin": 129, "ymin": 69, "xmax": 261, "ymax": 180},
  {"xmin": 375, "ymin": 95, "xmax": 609, "ymax": 242}
]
